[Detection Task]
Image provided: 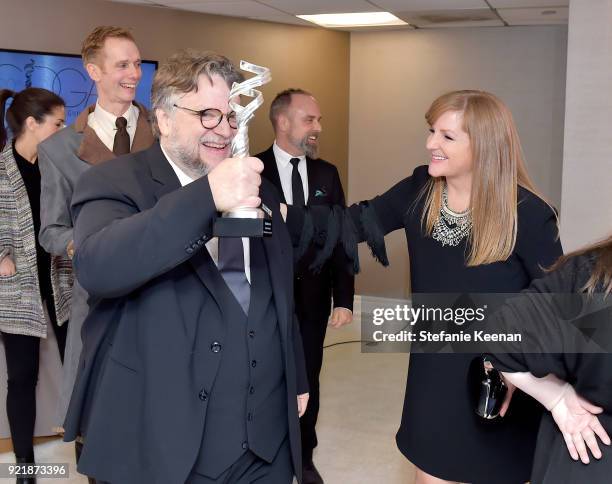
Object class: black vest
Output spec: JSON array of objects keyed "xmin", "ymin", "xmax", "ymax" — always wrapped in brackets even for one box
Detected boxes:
[{"xmin": 194, "ymin": 239, "xmax": 288, "ymax": 478}]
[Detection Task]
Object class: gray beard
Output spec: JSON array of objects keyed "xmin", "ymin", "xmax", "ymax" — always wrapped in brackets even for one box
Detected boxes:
[
  {"xmin": 301, "ymin": 140, "xmax": 318, "ymax": 159},
  {"xmin": 165, "ymin": 139, "xmax": 210, "ymax": 180},
  {"xmin": 290, "ymin": 134, "xmax": 319, "ymax": 159}
]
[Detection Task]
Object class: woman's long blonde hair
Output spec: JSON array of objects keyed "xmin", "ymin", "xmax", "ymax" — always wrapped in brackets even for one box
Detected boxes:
[{"xmin": 421, "ymin": 90, "xmax": 547, "ymax": 266}]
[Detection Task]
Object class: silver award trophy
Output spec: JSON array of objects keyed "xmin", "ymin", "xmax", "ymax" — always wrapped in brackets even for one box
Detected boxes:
[{"xmin": 213, "ymin": 60, "xmax": 273, "ymax": 237}]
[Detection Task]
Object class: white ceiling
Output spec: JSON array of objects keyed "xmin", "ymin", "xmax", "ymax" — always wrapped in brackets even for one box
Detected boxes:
[{"xmin": 108, "ymin": 0, "xmax": 570, "ymax": 30}]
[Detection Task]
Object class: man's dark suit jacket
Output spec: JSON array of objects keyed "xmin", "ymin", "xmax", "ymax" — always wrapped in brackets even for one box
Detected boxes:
[
  {"xmin": 63, "ymin": 142, "xmax": 308, "ymax": 484},
  {"xmin": 258, "ymin": 146, "xmax": 354, "ymax": 319}
]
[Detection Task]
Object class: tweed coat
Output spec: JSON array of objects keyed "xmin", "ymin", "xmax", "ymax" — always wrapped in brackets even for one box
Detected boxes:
[{"xmin": 0, "ymin": 142, "xmax": 71, "ymax": 337}]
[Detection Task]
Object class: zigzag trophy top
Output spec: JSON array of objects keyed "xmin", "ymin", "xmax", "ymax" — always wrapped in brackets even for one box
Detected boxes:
[{"xmin": 229, "ymin": 60, "xmax": 272, "ymax": 158}]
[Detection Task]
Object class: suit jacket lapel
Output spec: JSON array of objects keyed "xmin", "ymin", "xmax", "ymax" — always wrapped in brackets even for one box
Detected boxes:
[
  {"xmin": 260, "ymin": 146, "xmax": 286, "ymax": 204},
  {"xmin": 260, "ymin": 188, "xmax": 290, "ymax": 341},
  {"xmin": 0, "ymin": 145, "xmax": 37, "ymax": 269},
  {"xmin": 75, "ymin": 102, "xmax": 154, "ymax": 165},
  {"xmin": 306, "ymin": 157, "xmax": 319, "ymax": 205},
  {"xmin": 143, "ymin": 143, "xmax": 226, "ymax": 312},
  {"xmin": 74, "ymin": 105, "xmax": 115, "ymax": 165},
  {"xmin": 146, "ymin": 143, "xmax": 181, "ymax": 200},
  {"xmin": 77, "ymin": 125, "xmax": 115, "ymax": 166},
  {"xmin": 188, "ymin": 247, "xmax": 227, "ymax": 319},
  {"xmin": 131, "ymin": 103, "xmax": 156, "ymax": 152}
]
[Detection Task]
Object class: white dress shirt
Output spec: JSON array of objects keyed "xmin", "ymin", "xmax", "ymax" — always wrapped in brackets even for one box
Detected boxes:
[
  {"xmin": 160, "ymin": 144, "xmax": 251, "ymax": 283},
  {"xmin": 272, "ymin": 142, "xmax": 308, "ymax": 204},
  {"xmin": 87, "ymin": 102, "xmax": 139, "ymax": 152}
]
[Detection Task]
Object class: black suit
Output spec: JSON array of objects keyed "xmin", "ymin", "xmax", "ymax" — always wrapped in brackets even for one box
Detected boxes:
[
  {"xmin": 63, "ymin": 143, "xmax": 308, "ymax": 484},
  {"xmin": 257, "ymin": 146, "xmax": 354, "ymax": 461}
]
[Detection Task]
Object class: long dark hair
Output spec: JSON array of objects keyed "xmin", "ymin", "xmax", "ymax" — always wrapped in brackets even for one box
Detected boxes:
[
  {"xmin": 0, "ymin": 87, "xmax": 65, "ymax": 150},
  {"xmin": 549, "ymin": 234, "xmax": 612, "ymax": 295}
]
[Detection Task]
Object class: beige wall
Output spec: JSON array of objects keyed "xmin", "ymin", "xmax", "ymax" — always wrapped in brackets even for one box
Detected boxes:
[
  {"xmin": 1, "ymin": 2, "xmax": 573, "ymax": 299},
  {"xmin": 0, "ymin": 0, "xmax": 350, "ymax": 184},
  {"xmin": 560, "ymin": 0, "xmax": 612, "ymax": 251},
  {"xmin": 349, "ymin": 26, "xmax": 568, "ymax": 298}
]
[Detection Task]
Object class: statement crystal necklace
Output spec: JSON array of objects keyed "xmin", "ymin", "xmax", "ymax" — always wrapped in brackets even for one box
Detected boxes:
[{"xmin": 432, "ymin": 185, "xmax": 472, "ymax": 247}]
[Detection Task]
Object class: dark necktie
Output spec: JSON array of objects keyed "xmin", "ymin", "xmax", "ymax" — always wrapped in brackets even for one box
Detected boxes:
[
  {"xmin": 218, "ymin": 237, "xmax": 250, "ymax": 314},
  {"xmin": 290, "ymin": 157, "xmax": 305, "ymax": 206},
  {"xmin": 113, "ymin": 116, "xmax": 130, "ymax": 156}
]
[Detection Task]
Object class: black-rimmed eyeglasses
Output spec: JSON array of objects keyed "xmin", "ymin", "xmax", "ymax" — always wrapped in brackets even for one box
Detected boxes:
[{"xmin": 173, "ymin": 104, "xmax": 238, "ymax": 129}]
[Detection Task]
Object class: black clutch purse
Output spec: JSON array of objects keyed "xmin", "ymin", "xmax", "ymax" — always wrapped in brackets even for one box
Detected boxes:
[{"xmin": 472, "ymin": 355, "xmax": 508, "ymax": 419}]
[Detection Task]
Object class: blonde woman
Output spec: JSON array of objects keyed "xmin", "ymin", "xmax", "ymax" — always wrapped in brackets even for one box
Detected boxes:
[
  {"xmin": 490, "ymin": 234, "xmax": 612, "ymax": 483},
  {"xmin": 285, "ymin": 90, "xmax": 562, "ymax": 483}
]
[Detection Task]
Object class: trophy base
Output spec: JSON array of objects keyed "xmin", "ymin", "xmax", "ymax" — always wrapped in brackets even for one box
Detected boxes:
[{"xmin": 213, "ymin": 207, "xmax": 272, "ymax": 237}]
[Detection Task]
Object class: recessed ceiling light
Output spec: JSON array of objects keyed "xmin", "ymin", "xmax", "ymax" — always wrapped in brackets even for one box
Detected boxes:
[
  {"xmin": 541, "ymin": 10, "xmax": 557, "ymax": 15},
  {"xmin": 296, "ymin": 12, "xmax": 407, "ymax": 28}
]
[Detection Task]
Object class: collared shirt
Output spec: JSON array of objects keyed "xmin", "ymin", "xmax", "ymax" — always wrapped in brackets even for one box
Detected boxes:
[
  {"xmin": 272, "ymin": 141, "xmax": 308, "ymax": 205},
  {"xmin": 160, "ymin": 143, "xmax": 251, "ymax": 283},
  {"xmin": 88, "ymin": 102, "xmax": 139, "ymax": 152},
  {"xmin": 272, "ymin": 142, "xmax": 351, "ymax": 316}
]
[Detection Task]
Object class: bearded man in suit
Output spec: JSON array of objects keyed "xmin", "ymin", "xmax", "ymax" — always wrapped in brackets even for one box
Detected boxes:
[
  {"xmin": 257, "ymin": 89, "xmax": 355, "ymax": 484},
  {"xmin": 63, "ymin": 50, "xmax": 309, "ymax": 484}
]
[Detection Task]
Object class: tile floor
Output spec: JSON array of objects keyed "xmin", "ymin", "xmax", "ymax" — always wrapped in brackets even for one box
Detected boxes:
[{"xmin": 0, "ymin": 315, "xmax": 415, "ymax": 483}]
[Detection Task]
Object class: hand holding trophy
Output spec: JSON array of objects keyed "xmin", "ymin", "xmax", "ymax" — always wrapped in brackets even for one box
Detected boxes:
[{"xmin": 213, "ymin": 60, "xmax": 273, "ymax": 237}]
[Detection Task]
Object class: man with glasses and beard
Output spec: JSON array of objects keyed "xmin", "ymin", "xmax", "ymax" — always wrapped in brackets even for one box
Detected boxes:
[
  {"xmin": 257, "ymin": 89, "xmax": 354, "ymax": 484},
  {"xmin": 62, "ymin": 50, "xmax": 309, "ymax": 484}
]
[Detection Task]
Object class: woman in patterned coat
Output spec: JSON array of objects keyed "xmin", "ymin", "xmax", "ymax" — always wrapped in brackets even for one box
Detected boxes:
[{"xmin": 0, "ymin": 87, "xmax": 70, "ymax": 472}]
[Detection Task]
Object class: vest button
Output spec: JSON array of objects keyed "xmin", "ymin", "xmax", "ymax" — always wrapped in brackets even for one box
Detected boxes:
[
  {"xmin": 249, "ymin": 386, "xmax": 255, "ymax": 395},
  {"xmin": 210, "ymin": 342, "xmax": 222, "ymax": 353},
  {"xmin": 247, "ymin": 412, "xmax": 253, "ymax": 422},
  {"xmin": 251, "ymin": 360, "xmax": 257, "ymax": 368},
  {"xmin": 198, "ymin": 390, "xmax": 208, "ymax": 401},
  {"xmin": 242, "ymin": 441, "xmax": 249, "ymax": 450},
  {"xmin": 248, "ymin": 330, "xmax": 255, "ymax": 338}
]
